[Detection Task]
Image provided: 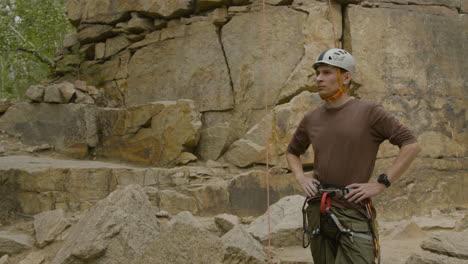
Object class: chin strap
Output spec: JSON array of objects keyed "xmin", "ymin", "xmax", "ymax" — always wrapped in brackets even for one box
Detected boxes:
[{"xmin": 320, "ymin": 68, "xmax": 348, "ymax": 101}]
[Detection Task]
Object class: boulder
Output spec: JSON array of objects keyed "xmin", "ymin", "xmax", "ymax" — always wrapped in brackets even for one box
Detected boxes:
[
  {"xmin": 34, "ymin": 209, "xmax": 71, "ymax": 248},
  {"xmin": 134, "ymin": 211, "xmax": 225, "ymax": 264},
  {"xmin": 57, "ymin": 82, "xmax": 76, "ymax": 103},
  {"xmin": 127, "ymin": 20, "xmax": 233, "ymax": 112},
  {"xmin": 215, "ymin": 213, "xmax": 240, "ymax": 234},
  {"xmin": 221, "ymin": 225, "xmax": 268, "ymax": 264},
  {"xmin": 420, "ymin": 230, "xmax": 468, "ymax": 260},
  {"xmin": 43, "ymin": 84, "xmax": 63, "ymax": 103},
  {"xmin": 0, "ymin": 232, "xmax": 32, "ymax": 255},
  {"xmin": 52, "ymin": 185, "xmax": 160, "ymax": 264},
  {"xmin": 25, "ymin": 85, "xmax": 45, "ymax": 102},
  {"xmin": 247, "ymin": 195, "xmax": 305, "ymax": 247}
]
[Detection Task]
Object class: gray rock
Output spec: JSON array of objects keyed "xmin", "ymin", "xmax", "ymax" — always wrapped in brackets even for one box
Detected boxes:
[
  {"xmin": 43, "ymin": 84, "xmax": 63, "ymax": 104},
  {"xmin": 34, "ymin": 209, "xmax": 71, "ymax": 248},
  {"xmin": 0, "ymin": 232, "xmax": 33, "ymax": 255},
  {"xmin": 58, "ymin": 81, "xmax": 76, "ymax": 103},
  {"xmin": 221, "ymin": 225, "xmax": 268, "ymax": 264},
  {"xmin": 25, "ymin": 85, "xmax": 45, "ymax": 102},
  {"xmin": 214, "ymin": 213, "xmax": 240, "ymax": 234},
  {"xmin": 420, "ymin": 230, "xmax": 468, "ymax": 260},
  {"xmin": 134, "ymin": 211, "xmax": 225, "ymax": 264},
  {"xmin": 248, "ymin": 195, "xmax": 305, "ymax": 247},
  {"xmin": 52, "ymin": 185, "xmax": 160, "ymax": 264}
]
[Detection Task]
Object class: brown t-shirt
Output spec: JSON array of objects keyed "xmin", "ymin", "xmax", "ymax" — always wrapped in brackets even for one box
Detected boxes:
[{"xmin": 287, "ymin": 98, "xmax": 417, "ymax": 186}]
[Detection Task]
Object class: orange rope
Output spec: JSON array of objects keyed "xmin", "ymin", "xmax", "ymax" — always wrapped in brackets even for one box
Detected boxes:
[
  {"xmin": 327, "ymin": 0, "xmax": 339, "ymax": 48},
  {"xmin": 261, "ymin": 0, "xmax": 273, "ymax": 263}
]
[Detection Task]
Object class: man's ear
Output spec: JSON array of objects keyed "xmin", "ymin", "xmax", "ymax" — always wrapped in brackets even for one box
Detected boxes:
[{"xmin": 343, "ymin": 72, "xmax": 352, "ymax": 86}]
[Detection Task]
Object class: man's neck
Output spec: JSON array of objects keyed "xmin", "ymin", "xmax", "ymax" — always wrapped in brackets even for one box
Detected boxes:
[{"xmin": 324, "ymin": 94, "xmax": 352, "ymax": 109}]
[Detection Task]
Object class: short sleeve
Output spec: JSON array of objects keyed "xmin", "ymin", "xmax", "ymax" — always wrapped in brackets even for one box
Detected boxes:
[
  {"xmin": 369, "ymin": 105, "xmax": 418, "ymax": 147},
  {"xmin": 287, "ymin": 116, "xmax": 311, "ymax": 156}
]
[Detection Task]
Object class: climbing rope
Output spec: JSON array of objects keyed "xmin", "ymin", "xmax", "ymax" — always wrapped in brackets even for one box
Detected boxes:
[{"xmin": 261, "ymin": 0, "xmax": 273, "ymax": 262}]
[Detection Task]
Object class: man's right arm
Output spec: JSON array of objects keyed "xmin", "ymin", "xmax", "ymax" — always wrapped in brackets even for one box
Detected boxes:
[{"xmin": 286, "ymin": 152, "xmax": 320, "ymax": 197}]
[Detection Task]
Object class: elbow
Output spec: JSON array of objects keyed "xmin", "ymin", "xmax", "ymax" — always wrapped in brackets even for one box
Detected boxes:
[{"xmin": 408, "ymin": 142, "xmax": 422, "ymax": 155}]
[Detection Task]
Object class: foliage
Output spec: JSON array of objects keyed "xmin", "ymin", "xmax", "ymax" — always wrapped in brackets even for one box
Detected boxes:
[{"xmin": 0, "ymin": 0, "xmax": 71, "ymax": 99}]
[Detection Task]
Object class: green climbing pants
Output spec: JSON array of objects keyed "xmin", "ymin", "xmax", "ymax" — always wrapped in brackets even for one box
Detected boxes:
[{"xmin": 306, "ymin": 201, "xmax": 377, "ymax": 264}]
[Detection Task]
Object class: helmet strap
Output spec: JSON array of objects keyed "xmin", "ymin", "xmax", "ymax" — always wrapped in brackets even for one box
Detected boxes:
[{"xmin": 320, "ymin": 68, "xmax": 347, "ymax": 101}]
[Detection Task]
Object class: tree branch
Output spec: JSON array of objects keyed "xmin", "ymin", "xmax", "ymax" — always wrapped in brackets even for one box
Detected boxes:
[{"xmin": 16, "ymin": 47, "xmax": 55, "ymax": 68}]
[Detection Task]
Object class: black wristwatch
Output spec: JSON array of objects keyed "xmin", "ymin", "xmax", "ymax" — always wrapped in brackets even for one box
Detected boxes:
[{"xmin": 377, "ymin": 174, "xmax": 391, "ymax": 188}]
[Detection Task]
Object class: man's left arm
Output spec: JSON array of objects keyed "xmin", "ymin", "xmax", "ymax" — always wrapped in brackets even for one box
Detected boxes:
[{"xmin": 345, "ymin": 141, "xmax": 422, "ymax": 203}]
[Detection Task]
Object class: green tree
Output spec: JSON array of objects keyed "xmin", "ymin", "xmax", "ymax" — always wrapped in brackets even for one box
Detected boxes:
[{"xmin": 0, "ymin": 0, "xmax": 70, "ymax": 99}]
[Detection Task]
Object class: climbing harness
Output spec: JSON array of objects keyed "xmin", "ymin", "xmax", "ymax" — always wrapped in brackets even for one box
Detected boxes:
[{"xmin": 301, "ymin": 184, "xmax": 381, "ymax": 263}]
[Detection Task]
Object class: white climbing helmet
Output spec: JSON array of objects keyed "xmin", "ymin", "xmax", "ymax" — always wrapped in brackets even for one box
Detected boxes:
[{"xmin": 313, "ymin": 48, "xmax": 355, "ymax": 73}]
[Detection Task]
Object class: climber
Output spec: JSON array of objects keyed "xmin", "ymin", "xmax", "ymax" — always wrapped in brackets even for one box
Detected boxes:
[{"xmin": 286, "ymin": 48, "xmax": 422, "ymax": 264}]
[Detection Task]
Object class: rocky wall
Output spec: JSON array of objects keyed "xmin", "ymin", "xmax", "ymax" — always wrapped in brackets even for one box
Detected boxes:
[{"xmin": 0, "ymin": 0, "xmax": 466, "ymax": 219}]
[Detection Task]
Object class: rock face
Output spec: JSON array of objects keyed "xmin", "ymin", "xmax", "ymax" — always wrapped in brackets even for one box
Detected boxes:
[
  {"xmin": 1, "ymin": 0, "xmax": 466, "ymax": 224},
  {"xmin": 127, "ymin": 20, "xmax": 233, "ymax": 112},
  {"xmin": 52, "ymin": 185, "xmax": 160, "ymax": 264}
]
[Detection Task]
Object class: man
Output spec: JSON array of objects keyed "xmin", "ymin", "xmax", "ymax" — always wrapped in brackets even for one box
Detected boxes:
[{"xmin": 286, "ymin": 48, "xmax": 421, "ymax": 264}]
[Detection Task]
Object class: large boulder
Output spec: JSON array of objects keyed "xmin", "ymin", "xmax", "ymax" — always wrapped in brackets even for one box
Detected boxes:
[
  {"xmin": 134, "ymin": 211, "xmax": 226, "ymax": 264},
  {"xmin": 221, "ymin": 225, "xmax": 268, "ymax": 264},
  {"xmin": 52, "ymin": 185, "xmax": 160, "ymax": 264},
  {"xmin": 247, "ymin": 195, "xmax": 305, "ymax": 247},
  {"xmin": 127, "ymin": 20, "xmax": 233, "ymax": 112}
]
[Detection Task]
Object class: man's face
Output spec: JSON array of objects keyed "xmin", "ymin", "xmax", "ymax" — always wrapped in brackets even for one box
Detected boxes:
[{"xmin": 315, "ymin": 64, "xmax": 341, "ymax": 98}]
